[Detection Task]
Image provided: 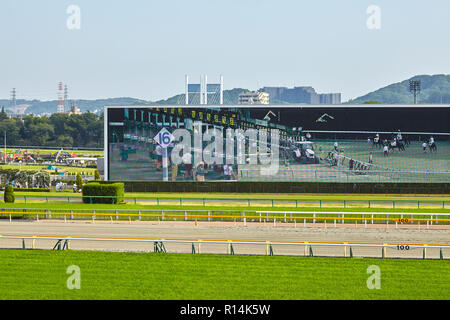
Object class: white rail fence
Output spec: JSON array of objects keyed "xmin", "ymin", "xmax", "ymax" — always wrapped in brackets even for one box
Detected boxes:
[
  {"xmin": 1, "ymin": 208, "xmax": 449, "ymax": 228},
  {"xmin": 0, "ymin": 234, "xmax": 448, "ymax": 260}
]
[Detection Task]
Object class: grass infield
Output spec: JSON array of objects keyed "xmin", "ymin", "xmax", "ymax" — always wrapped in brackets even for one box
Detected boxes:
[
  {"xmin": 1, "ymin": 202, "xmax": 449, "ymax": 215},
  {"xmin": 0, "ymin": 250, "xmax": 448, "ymax": 300},
  {"xmin": 6, "ymin": 191, "xmax": 450, "ymax": 201}
]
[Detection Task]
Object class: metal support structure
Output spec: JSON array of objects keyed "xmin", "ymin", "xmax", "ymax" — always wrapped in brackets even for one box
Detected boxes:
[
  {"xmin": 52, "ymin": 239, "xmax": 69, "ymax": 251},
  {"xmin": 153, "ymin": 241, "xmax": 166, "ymax": 253}
]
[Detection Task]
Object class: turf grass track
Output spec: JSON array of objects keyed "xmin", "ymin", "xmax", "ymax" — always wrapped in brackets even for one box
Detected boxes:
[{"xmin": 0, "ymin": 250, "xmax": 448, "ymax": 300}]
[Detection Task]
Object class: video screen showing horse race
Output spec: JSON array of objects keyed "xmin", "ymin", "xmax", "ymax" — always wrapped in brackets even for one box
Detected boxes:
[{"xmin": 106, "ymin": 105, "xmax": 450, "ymax": 183}]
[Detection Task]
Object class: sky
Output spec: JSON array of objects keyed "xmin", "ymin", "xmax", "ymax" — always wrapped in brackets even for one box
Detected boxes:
[{"xmin": 1, "ymin": 0, "xmax": 450, "ymax": 102}]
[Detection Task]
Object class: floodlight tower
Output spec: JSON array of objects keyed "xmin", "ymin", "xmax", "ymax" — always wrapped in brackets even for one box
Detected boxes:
[
  {"xmin": 64, "ymin": 84, "xmax": 69, "ymax": 111},
  {"xmin": 409, "ymin": 80, "xmax": 421, "ymax": 104},
  {"xmin": 57, "ymin": 82, "xmax": 64, "ymax": 113},
  {"xmin": 10, "ymin": 88, "xmax": 16, "ymax": 107}
]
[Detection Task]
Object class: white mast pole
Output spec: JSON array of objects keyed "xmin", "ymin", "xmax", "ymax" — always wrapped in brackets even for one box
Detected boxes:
[
  {"xmin": 185, "ymin": 74, "xmax": 189, "ymax": 105},
  {"xmin": 220, "ymin": 74, "xmax": 224, "ymax": 105}
]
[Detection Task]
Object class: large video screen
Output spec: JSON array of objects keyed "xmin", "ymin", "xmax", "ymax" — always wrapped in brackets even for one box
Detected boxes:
[{"xmin": 106, "ymin": 105, "xmax": 450, "ymax": 183}]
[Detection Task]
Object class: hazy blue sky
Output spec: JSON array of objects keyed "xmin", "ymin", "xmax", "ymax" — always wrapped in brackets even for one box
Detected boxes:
[{"xmin": 1, "ymin": 0, "xmax": 449, "ymax": 102}]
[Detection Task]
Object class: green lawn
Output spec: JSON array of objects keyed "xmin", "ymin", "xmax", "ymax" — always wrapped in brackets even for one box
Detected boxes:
[
  {"xmin": 3, "ymin": 148, "xmax": 103, "ymax": 157},
  {"xmin": 0, "ymin": 164, "xmax": 96, "ymax": 174},
  {"xmin": 1, "ymin": 201, "xmax": 449, "ymax": 215},
  {"xmin": 0, "ymin": 250, "xmax": 448, "ymax": 300}
]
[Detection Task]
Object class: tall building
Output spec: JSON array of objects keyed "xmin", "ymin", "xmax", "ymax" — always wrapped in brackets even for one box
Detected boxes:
[
  {"xmin": 319, "ymin": 93, "xmax": 341, "ymax": 104},
  {"xmin": 261, "ymin": 86, "xmax": 340, "ymax": 104},
  {"xmin": 238, "ymin": 91, "xmax": 269, "ymax": 105}
]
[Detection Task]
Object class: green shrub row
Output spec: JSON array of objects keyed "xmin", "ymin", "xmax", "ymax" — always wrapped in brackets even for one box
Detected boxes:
[
  {"xmin": 82, "ymin": 182, "xmax": 125, "ymax": 204},
  {"xmin": 98, "ymin": 181, "xmax": 450, "ymax": 194}
]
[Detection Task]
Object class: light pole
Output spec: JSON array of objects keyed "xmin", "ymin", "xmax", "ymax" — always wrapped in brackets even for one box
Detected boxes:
[
  {"xmin": 4, "ymin": 131, "xmax": 6, "ymax": 164},
  {"xmin": 409, "ymin": 80, "xmax": 421, "ymax": 104}
]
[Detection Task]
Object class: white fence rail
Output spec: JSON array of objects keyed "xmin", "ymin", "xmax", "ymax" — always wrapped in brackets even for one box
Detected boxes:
[{"xmin": 0, "ymin": 234, "xmax": 448, "ymax": 260}]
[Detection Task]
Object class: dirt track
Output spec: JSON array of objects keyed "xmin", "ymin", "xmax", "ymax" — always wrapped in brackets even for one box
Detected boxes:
[{"xmin": 0, "ymin": 220, "xmax": 449, "ymax": 259}]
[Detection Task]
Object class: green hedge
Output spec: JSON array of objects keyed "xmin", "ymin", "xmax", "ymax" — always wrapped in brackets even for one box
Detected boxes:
[
  {"xmin": 96, "ymin": 181, "xmax": 450, "ymax": 194},
  {"xmin": 82, "ymin": 182, "xmax": 125, "ymax": 204},
  {"xmin": 4, "ymin": 185, "xmax": 14, "ymax": 203}
]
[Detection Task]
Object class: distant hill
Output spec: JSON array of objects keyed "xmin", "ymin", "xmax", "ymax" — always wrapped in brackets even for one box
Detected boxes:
[
  {"xmin": 2, "ymin": 74, "xmax": 450, "ymax": 115},
  {"xmin": 0, "ymin": 97, "xmax": 149, "ymax": 115},
  {"xmin": 347, "ymin": 74, "xmax": 450, "ymax": 104}
]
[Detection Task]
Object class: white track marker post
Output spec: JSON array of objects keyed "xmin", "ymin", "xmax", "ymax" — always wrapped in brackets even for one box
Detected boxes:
[
  {"xmin": 334, "ymin": 219, "xmax": 336, "ymax": 228},
  {"xmin": 155, "ymin": 128, "xmax": 174, "ymax": 182},
  {"xmin": 344, "ymin": 242, "xmax": 348, "ymax": 257},
  {"xmin": 162, "ymin": 148, "xmax": 168, "ymax": 181},
  {"xmin": 32, "ymin": 236, "xmax": 36, "ymax": 249},
  {"xmin": 198, "ymin": 240, "xmax": 201, "ymax": 254},
  {"xmin": 304, "ymin": 242, "xmax": 308, "ymax": 256}
]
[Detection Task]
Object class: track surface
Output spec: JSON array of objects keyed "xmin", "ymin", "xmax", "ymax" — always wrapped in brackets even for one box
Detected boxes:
[{"xmin": 1, "ymin": 220, "xmax": 449, "ymax": 259}]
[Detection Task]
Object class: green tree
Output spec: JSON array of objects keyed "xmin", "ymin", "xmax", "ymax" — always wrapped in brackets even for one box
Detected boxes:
[
  {"xmin": 55, "ymin": 135, "xmax": 74, "ymax": 148},
  {"xmin": 0, "ymin": 107, "xmax": 8, "ymax": 121},
  {"xmin": 4, "ymin": 184, "xmax": 14, "ymax": 203},
  {"xmin": 94, "ymin": 169, "xmax": 100, "ymax": 180},
  {"xmin": 75, "ymin": 173, "xmax": 83, "ymax": 190}
]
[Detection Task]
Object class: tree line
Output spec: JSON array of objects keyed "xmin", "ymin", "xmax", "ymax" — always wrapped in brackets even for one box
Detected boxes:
[{"xmin": 0, "ymin": 108, "xmax": 103, "ymax": 148}]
